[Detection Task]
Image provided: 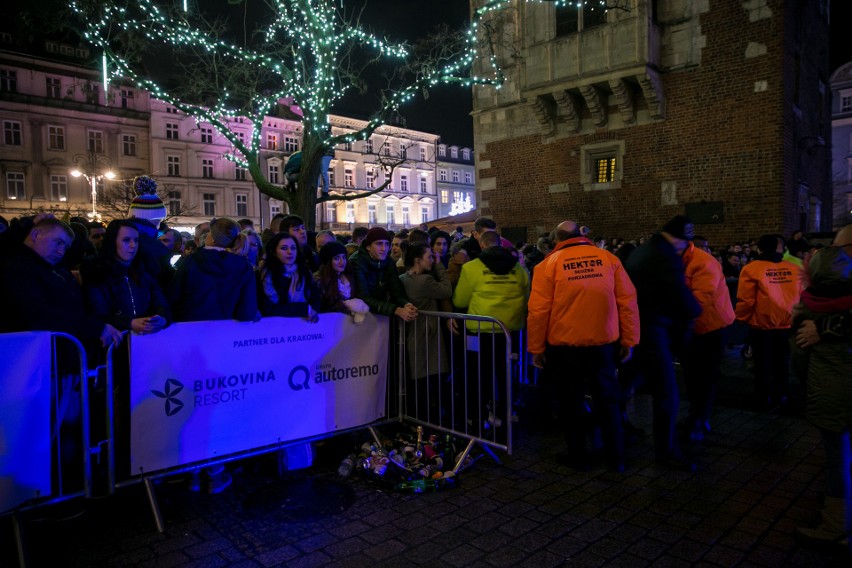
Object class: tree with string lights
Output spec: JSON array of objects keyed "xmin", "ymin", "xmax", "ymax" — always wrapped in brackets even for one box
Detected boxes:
[{"xmin": 68, "ymin": 0, "xmax": 626, "ymax": 227}]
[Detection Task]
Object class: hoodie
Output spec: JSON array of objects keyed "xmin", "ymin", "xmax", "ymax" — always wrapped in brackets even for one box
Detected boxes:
[
  {"xmin": 169, "ymin": 247, "xmax": 257, "ymax": 322},
  {"xmin": 453, "ymin": 245, "xmax": 529, "ymax": 332}
]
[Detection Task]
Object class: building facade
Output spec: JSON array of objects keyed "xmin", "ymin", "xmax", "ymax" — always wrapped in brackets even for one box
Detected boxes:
[
  {"xmin": 830, "ymin": 60, "xmax": 852, "ymax": 229},
  {"xmin": 1, "ymin": 45, "xmax": 452, "ymax": 234},
  {"xmin": 0, "ymin": 45, "xmax": 150, "ymax": 224},
  {"xmin": 435, "ymin": 143, "xmax": 476, "ymax": 219},
  {"xmin": 471, "ymin": 0, "xmax": 832, "ymax": 245}
]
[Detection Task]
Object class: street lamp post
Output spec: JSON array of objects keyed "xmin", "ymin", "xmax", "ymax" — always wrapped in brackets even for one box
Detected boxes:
[{"xmin": 70, "ymin": 152, "xmax": 116, "ymax": 222}]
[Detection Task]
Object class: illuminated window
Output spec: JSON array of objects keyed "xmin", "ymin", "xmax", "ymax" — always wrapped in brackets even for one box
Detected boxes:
[
  {"xmin": 595, "ymin": 158, "xmax": 616, "ymax": 183},
  {"xmin": 267, "ymin": 134, "xmax": 278, "ymax": 150}
]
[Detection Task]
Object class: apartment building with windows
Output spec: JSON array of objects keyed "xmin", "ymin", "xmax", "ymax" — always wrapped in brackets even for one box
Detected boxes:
[
  {"xmin": 831, "ymin": 59, "xmax": 852, "ymax": 229},
  {"xmin": 0, "ymin": 43, "xmax": 149, "ymax": 222},
  {"xmin": 435, "ymin": 143, "xmax": 476, "ymax": 219}
]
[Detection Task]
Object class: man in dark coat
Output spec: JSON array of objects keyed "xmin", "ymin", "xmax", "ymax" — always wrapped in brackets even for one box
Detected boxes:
[
  {"xmin": 625, "ymin": 215, "xmax": 701, "ymax": 471},
  {"xmin": 349, "ymin": 227, "xmax": 417, "ymax": 321}
]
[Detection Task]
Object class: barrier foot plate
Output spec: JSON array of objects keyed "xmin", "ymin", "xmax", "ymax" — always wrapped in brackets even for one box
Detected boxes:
[{"xmin": 143, "ymin": 477, "xmax": 166, "ymax": 533}]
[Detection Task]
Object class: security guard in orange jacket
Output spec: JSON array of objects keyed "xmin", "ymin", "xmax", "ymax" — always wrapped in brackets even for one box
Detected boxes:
[
  {"xmin": 681, "ymin": 238, "xmax": 735, "ymax": 442},
  {"xmin": 735, "ymin": 234, "xmax": 803, "ymax": 411},
  {"xmin": 528, "ymin": 221, "xmax": 639, "ymax": 472}
]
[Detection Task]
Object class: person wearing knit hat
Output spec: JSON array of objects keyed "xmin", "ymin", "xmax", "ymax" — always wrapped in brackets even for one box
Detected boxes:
[
  {"xmin": 348, "ymin": 226, "xmax": 417, "ymax": 322},
  {"xmin": 128, "ymin": 176, "xmax": 167, "ymax": 229},
  {"xmin": 362, "ymin": 227, "xmax": 391, "ymax": 248},
  {"xmin": 318, "ymin": 240, "xmax": 348, "ymax": 266}
]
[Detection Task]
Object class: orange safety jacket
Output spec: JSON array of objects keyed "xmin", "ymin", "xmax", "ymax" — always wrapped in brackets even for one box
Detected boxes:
[
  {"xmin": 682, "ymin": 243, "xmax": 735, "ymax": 334},
  {"xmin": 735, "ymin": 258, "xmax": 802, "ymax": 330},
  {"xmin": 527, "ymin": 237, "xmax": 639, "ymax": 353}
]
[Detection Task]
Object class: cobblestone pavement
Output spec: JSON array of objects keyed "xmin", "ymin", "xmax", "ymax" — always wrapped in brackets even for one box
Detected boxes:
[{"xmin": 2, "ymin": 346, "xmax": 849, "ymax": 567}]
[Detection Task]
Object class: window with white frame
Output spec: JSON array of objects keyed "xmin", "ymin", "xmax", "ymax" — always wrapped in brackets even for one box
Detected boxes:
[
  {"xmin": 342, "ymin": 141, "xmax": 352, "ymax": 151},
  {"xmin": 122, "ymin": 134, "xmax": 136, "ymax": 156},
  {"xmin": 440, "ymin": 189, "xmax": 449, "ymax": 203},
  {"xmin": 0, "ymin": 69, "xmax": 17, "ymax": 92},
  {"xmin": 438, "ymin": 145, "xmax": 446, "ymax": 157},
  {"xmin": 167, "ymin": 155, "xmax": 181, "ymax": 176},
  {"xmin": 267, "ymin": 133, "xmax": 278, "ymax": 150},
  {"xmin": 235, "ymin": 194, "xmax": 248, "ymax": 217},
  {"xmin": 268, "ymin": 163, "xmax": 280, "ymax": 184},
  {"xmin": 166, "ymin": 106, "xmax": 178, "ymax": 114},
  {"xmin": 284, "ymin": 136, "xmax": 299, "ymax": 152},
  {"xmin": 166, "ymin": 122, "xmax": 179, "ymax": 140},
  {"xmin": 402, "ymin": 206, "xmax": 410, "ymax": 226},
  {"xmin": 366, "ymin": 168, "xmax": 376, "ymax": 189},
  {"xmin": 203, "ymin": 193, "xmax": 216, "ymax": 216},
  {"xmin": 346, "ymin": 201, "xmax": 355, "ymax": 223},
  {"xmin": 419, "ymin": 146, "xmax": 426, "ymax": 161},
  {"xmin": 48, "ymin": 125, "xmax": 65, "ymax": 150},
  {"xmin": 364, "ymin": 139, "xmax": 373, "ymax": 153},
  {"xmin": 383, "ymin": 141, "xmax": 391, "ymax": 156},
  {"xmin": 464, "ymin": 171, "xmax": 472, "ymax": 184},
  {"xmin": 453, "ymin": 191, "xmax": 463, "ymax": 203},
  {"xmin": 6, "ymin": 172, "xmax": 25, "ymax": 199},
  {"xmin": 236, "ymin": 131, "xmax": 246, "ymax": 145},
  {"xmin": 50, "ymin": 174, "xmax": 67, "ymax": 201},
  {"xmin": 452, "ymin": 170, "xmax": 460, "ymax": 183},
  {"xmin": 842, "ymin": 93, "xmax": 852, "ymax": 113},
  {"xmin": 201, "ymin": 127, "xmax": 213, "ymax": 144},
  {"xmin": 326, "ymin": 202, "xmax": 337, "ymax": 222},
  {"xmin": 4, "ymin": 121, "xmax": 21, "ymax": 146},
  {"xmin": 120, "ymin": 89, "xmax": 134, "ymax": 109},
  {"xmin": 328, "ymin": 168, "xmax": 335, "ymax": 187},
  {"xmin": 87, "ymin": 130, "xmax": 104, "ymax": 153},
  {"xmin": 439, "ymin": 168, "xmax": 447, "ymax": 181},
  {"xmin": 420, "ymin": 175, "xmax": 428, "ymax": 193},
  {"xmin": 386, "ymin": 205, "xmax": 395, "ymax": 225},
  {"xmin": 556, "ymin": 3, "xmax": 607, "ymax": 36},
  {"xmin": 271, "ymin": 203, "xmax": 281, "ymax": 217},
  {"xmin": 399, "ymin": 143, "xmax": 407, "ymax": 158},
  {"xmin": 168, "ymin": 191, "xmax": 181, "ymax": 216},
  {"xmin": 450, "ymin": 147, "xmax": 458, "ymax": 159},
  {"xmin": 462, "ymin": 149, "xmax": 470, "ymax": 160},
  {"xmin": 202, "ymin": 158, "xmax": 214, "ymax": 178},
  {"xmin": 421, "ymin": 207, "xmax": 429, "ymax": 224},
  {"xmin": 400, "ymin": 174, "xmax": 408, "ymax": 192},
  {"xmin": 368, "ymin": 203, "xmax": 377, "ymax": 224},
  {"xmin": 235, "ymin": 165, "xmax": 247, "ymax": 181},
  {"xmin": 86, "ymin": 82, "xmax": 100, "ymax": 105},
  {"xmin": 344, "ymin": 167, "xmax": 354, "ymax": 187},
  {"xmin": 46, "ymin": 77, "xmax": 61, "ymax": 99}
]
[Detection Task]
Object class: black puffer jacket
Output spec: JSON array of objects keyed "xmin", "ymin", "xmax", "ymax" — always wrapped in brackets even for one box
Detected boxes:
[
  {"xmin": 81, "ymin": 259, "xmax": 171, "ymax": 331},
  {"xmin": 349, "ymin": 246, "xmax": 409, "ymax": 316}
]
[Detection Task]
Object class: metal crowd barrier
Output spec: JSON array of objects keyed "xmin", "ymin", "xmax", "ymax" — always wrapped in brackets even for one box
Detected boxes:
[
  {"xmin": 0, "ymin": 332, "xmax": 92, "ymax": 568},
  {"xmin": 3, "ymin": 313, "xmax": 524, "ymax": 564},
  {"xmin": 398, "ymin": 311, "xmax": 516, "ymax": 470}
]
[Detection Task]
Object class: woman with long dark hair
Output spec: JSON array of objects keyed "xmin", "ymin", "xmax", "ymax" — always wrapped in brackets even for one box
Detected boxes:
[
  {"xmin": 259, "ymin": 232, "xmax": 321, "ymax": 321},
  {"xmin": 82, "ymin": 218, "xmax": 170, "ymax": 338}
]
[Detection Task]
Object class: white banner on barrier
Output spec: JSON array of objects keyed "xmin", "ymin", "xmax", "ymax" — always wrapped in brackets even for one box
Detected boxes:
[
  {"xmin": 0, "ymin": 332, "xmax": 52, "ymax": 513},
  {"xmin": 129, "ymin": 313, "xmax": 389, "ymax": 473}
]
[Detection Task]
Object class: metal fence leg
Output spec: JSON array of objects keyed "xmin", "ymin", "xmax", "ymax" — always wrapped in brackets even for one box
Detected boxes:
[
  {"xmin": 143, "ymin": 477, "xmax": 165, "ymax": 533},
  {"xmin": 12, "ymin": 509, "xmax": 28, "ymax": 568}
]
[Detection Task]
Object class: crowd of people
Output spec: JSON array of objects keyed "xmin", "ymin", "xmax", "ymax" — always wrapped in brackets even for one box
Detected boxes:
[{"xmin": 1, "ymin": 178, "xmax": 850, "ymax": 552}]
